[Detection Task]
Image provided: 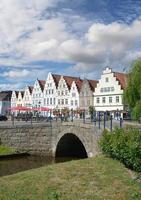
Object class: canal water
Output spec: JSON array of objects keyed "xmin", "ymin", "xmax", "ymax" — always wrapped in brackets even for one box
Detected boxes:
[{"xmin": 0, "ymin": 156, "xmax": 73, "ymax": 177}]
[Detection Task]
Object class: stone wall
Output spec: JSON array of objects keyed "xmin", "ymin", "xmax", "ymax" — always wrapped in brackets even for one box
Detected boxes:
[
  {"xmin": 0, "ymin": 124, "xmax": 52, "ymax": 156},
  {"xmin": 0, "ymin": 122, "xmax": 102, "ymax": 157}
]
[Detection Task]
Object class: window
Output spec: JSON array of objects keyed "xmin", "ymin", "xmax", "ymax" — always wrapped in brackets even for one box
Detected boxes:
[
  {"xmin": 75, "ymin": 100, "xmax": 78, "ymax": 106},
  {"xmin": 116, "ymin": 96, "xmax": 119, "ymax": 103},
  {"xmin": 50, "ymin": 98, "xmax": 52, "ymax": 105},
  {"xmin": 65, "ymin": 99, "xmax": 68, "ymax": 105},
  {"xmin": 58, "ymin": 91, "xmax": 60, "ymax": 96},
  {"xmin": 96, "ymin": 97, "xmax": 100, "ymax": 104},
  {"xmin": 109, "ymin": 97, "xmax": 112, "ymax": 103},
  {"xmin": 71, "ymin": 100, "xmax": 73, "ymax": 106},
  {"xmin": 72, "ymin": 93, "xmax": 76, "ymax": 97},
  {"xmin": 47, "ymin": 98, "xmax": 49, "ymax": 105},
  {"xmin": 61, "ymin": 99, "xmax": 64, "ymax": 105},
  {"xmin": 106, "ymin": 77, "xmax": 109, "ymax": 82},
  {"xmin": 65, "ymin": 90, "xmax": 68, "ymax": 95},
  {"xmin": 87, "ymin": 100, "xmax": 90, "ymax": 106},
  {"xmin": 58, "ymin": 99, "xmax": 60, "ymax": 105},
  {"xmin": 111, "ymin": 87, "xmax": 114, "ymax": 91},
  {"xmin": 102, "ymin": 97, "xmax": 106, "ymax": 103},
  {"xmin": 54, "ymin": 98, "xmax": 56, "ymax": 105}
]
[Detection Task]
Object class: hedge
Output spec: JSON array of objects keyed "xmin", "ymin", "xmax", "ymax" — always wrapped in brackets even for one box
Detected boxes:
[{"xmin": 99, "ymin": 127, "xmax": 141, "ymax": 172}]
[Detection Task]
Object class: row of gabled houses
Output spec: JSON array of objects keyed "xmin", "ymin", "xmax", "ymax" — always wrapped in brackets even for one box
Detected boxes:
[{"xmin": 0, "ymin": 67, "xmax": 128, "ymax": 117}]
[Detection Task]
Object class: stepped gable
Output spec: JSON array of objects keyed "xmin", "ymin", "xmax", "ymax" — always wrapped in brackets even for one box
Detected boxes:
[
  {"xmin": 114, "ymin": 72, "xmax": 128, "ymax": 89},
  {"xmin": 28, "ymin": 86, "xmax": 34, "ymax": 94},
  {"xmin": 0, "ymin": 91, "xmax": 12, "ymax": 101},
  {"xmin": 52, "ymin": 74, "xmax": 61, "ymax": 87},
  {"xmin": 88, "ymin": 80, "xmax": 98, "ymax": 92},
  {"xmin": 63, "ymin": 75, "xmax": 82, "ymax": 90},
  {"xmin": 38, "ymin": 80, "xmax": 46, "ymax": 91}
]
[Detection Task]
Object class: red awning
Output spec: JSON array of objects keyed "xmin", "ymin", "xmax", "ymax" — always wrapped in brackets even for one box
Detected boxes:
[
  {"xmin": 9, "ymin": 106, "xmax": 32, "ymax": 111},
  {"xmin": 40, "ymin": 107, "xmax": 51, "ymax": 111}
]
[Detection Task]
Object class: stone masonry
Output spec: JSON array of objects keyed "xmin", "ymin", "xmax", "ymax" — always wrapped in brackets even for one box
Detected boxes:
[{"xmin": 0, "ymin": 122, "xmax": 103, "ymax": 157}]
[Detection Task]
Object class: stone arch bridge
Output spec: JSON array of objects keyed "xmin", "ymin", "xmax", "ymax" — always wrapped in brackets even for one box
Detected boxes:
[{"xmin": 0, "ymin": 122, "xmax": 103, "ymax": 158}]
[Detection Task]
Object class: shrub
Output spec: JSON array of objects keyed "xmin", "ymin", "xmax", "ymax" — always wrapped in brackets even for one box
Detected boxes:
[{"xmin": 99, "ymin": 127, "xmax": 141, "ymax": 172}]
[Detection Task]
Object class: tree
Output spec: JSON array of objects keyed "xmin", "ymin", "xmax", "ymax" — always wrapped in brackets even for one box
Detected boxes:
[
  {"xmin": 124, "ymin": 59, "xmax": 141, "ymax": 119},
  {"xmin": 89, "ymin": 106, "xmax": 95, "ymax": 121}
]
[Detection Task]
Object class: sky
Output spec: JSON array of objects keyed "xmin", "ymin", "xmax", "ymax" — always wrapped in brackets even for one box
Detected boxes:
[{"xmin": 0, "ymin": 0, "xmax": 141, "ymax": 90}]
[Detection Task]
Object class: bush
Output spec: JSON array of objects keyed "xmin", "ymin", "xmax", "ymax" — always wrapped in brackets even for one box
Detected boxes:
[{"xmin": 99, "ymin": 127, "xmax": 141, "ymax": 172}]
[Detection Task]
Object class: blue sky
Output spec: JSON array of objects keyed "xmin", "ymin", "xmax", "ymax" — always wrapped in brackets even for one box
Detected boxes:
[{"xmin": 0, "ymin": 0, "xmax": 141, "ymax": 90}]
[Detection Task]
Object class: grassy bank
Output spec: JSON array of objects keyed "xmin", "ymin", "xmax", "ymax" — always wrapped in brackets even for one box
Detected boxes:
[
  {"xmin": 0, "ymin": 145, "xmax": 15, "ymax": 156},
  {"xmin": 0, "ymin": 155, "xmax": 141, "ymax": 200}
]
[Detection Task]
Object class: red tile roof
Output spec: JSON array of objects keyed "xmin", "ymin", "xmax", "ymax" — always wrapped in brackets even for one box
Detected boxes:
[
  {"xmin": 88, "ymin": 80, "xmax": 98, "ymax": 92},
  {"xmin": 28, "ymin": 86, "xmax": 33, "ymax": 94},
  {"xmin": 114, "ymin": 72, "xmax": 128, "ymax": 89},
  {"xmin": 75, "ymin": 79, "xmax": 83, "ymax": 92},
  {"xmin": 52, "ymin": 74, "xmax": 61, "ymax": 87},
  {"xmin": 63, "ymin": 75, "xmax": 82, "ymax": 89},
  {"xmin": 38, "ymin": 80, "xmax": 46, "ymax": 91}
]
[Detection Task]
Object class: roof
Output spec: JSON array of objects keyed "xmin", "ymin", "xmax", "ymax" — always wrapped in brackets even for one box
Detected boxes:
[
  {"xmin": 75, "ymin": 79, "xmax": 83, "ymax": 92},
  {"xmin": 19, "ymin": 91, "xmax": 24, "ymax": 98},
  {"xmin": 88, "ymin": 80, "xmax": 98, "ymax": 92},
  {"xmin": 28, "ymin": 86, "xmax": 33, "ymax": 94},
  {"xmin": 38, "ymin": 80, "xmax": 46, "ymax": 91},
  {"xmin": 114, "ymin": 72, "xmax": 128, "ymax": 89},
  {"xmin": 0, "ymin": 91, "xmax": 12, "ymax": 101},
  {"xmin": 63, "ymin": 75, "xmax": 82, "ymax": 89},
  {"xmin": 52, "ymin": 74, "xmax": 61, "ymax": 87}
]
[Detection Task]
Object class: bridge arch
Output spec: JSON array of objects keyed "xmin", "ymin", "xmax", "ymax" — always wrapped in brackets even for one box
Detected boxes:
[{"xmin": 55, "ymin": 133, "xmax": 88, "ymax": 158}]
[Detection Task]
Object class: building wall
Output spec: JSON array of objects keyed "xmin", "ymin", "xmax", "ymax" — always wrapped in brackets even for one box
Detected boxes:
[
  {"xmin": 79, "ymin": 80, "xmax": 94, "ymax": 115},
  {"xmin": 94, "ymin": 68, "xmax": 124, "ymax": 112},
  {"xmin": 56, "ymin": 76, "xmax": 70, "ymax": 110},
  {"xmin": 43, "ymin": 73, "xmax": 57, "ymax": 110},
  {"xmin": 70, "ymin": 81, "xmax": 79, "ymax": 110},
  {"xmin": 32, "ymin": 80, "xmax": 43, "ymax": 108},
  {"xmin": 23, "ymin": 87, "xmax": 32, "ymax": 107}
]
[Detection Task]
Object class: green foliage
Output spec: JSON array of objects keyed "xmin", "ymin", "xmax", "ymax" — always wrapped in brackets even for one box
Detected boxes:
[
  {"xmin": 124, "ymin": 59, "xmax": 141, "ymax": 119},
  {"xmin": 99, "ymin": 127, "xmax": 141, "ymax": 172},
  {"xmin": 0, "ymin": 145, "xmax": 15, "ymax": 156},
  {"xmin": 89, "ymin": 106, "xmax": 95, "ymax": 121}
]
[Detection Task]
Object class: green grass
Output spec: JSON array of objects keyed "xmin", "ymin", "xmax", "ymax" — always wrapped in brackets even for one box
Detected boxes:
[
  {"xmin": 0, "ymin": 145, "xmax": 15, "ymax": 156},
  {"xmin": 0, "ymin": 155, "xmax": 141, "ymax": 200}
]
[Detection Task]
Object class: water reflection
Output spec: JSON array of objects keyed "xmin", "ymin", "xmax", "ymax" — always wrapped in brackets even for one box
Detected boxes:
[{"xmin": 0, "ymin": 156, "xmax": 74, "ymax": 177}]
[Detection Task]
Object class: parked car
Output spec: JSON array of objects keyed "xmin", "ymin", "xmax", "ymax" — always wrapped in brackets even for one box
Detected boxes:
[{"xmin": 0, "ymin": 115, "xmax": 8, "ymax": 121}]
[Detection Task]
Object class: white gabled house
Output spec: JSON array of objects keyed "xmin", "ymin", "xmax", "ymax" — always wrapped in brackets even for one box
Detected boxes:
[
  {"xmin": 94, "ymin": 67, "xmax": 127, "ymax": 117},
  {"xmin": 32, "ymin": 79, "xmax": 45, "ymax": 108},
  {"xmin": 11, "ymin": 91, "xmax": 19, "ymax": 108},
  {"xmin": 23, "ymin": 86, "xmax": 33, "ymax": 108},
  {"xmin": 56, "ymin": 75, "xmax": 81, "ymax": 111},
  {"xmin": 43, "ymin": 73, "xmax": 61, "ymax": 110},
  {"xmin": 70, "ymin": 80, "xmax": 82, "ymax": 110},
  {"xmin": 17, "ymin": 91, "xmax": 24, "ymax": 106}
]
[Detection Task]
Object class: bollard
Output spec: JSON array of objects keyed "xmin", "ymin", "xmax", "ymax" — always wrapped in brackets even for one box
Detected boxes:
[
  {"xmin": 110, "ymin": 115, "xmax": 113, "ymax": 132},
  {"xmin": 93, "ymin": 111, "xmax": 96, "ymax": 126},
  {"xmin": 71, "ymin": 109, "xmax": 73, "ymax": 122},
  {"xmin": 120, "ymin": 117, "xmax": 123, "ymax": 128},
  {"xmin": 98, "ymin": 112, "xmax": 101, "ymax": 129},
  {"xmin": 83, "ymin": 110, "xmax": 85, "ymax": 124},
  {"xmin": 104, "ymin": 112, "xmax": 106, "ymax": 129}
]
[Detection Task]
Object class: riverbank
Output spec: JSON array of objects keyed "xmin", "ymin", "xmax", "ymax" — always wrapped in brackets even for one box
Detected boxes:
[{"xmin": 0, "ymin": 155, "xmax": 141, "ymax": 200}]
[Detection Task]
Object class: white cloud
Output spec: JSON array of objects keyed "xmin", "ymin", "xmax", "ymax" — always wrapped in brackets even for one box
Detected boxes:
[
  {"xmin": 0, "ymin": 0, "xmax": 141, "ymax": 84},
  {"xmin": 1, "ymin": 69, "xmax": 30, "ymax": 78}
]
